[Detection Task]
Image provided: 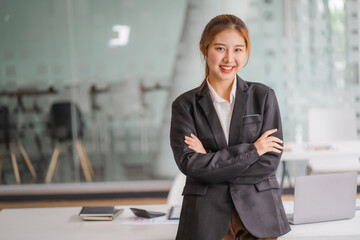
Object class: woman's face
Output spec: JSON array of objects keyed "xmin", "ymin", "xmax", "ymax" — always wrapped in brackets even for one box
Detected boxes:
[{"xmin": 206, "ymin": 29, "xmax": 247, "ymax": 83}]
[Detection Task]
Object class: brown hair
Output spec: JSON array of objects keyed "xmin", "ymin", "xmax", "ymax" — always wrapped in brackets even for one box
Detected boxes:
[{"xmin": 198, "ymin": 14, "xmax": 250, "ymax": 92}]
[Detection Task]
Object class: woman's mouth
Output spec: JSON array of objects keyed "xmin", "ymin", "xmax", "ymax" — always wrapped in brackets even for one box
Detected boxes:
[{"xmin": 220, "ymin": 65, "xmax": 234, "ymax": 73}]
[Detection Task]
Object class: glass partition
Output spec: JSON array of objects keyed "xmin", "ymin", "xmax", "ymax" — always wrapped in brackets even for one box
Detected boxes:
[{"xmin": 0, "ymin": 0, "xmax": 188, "ymax": 185}]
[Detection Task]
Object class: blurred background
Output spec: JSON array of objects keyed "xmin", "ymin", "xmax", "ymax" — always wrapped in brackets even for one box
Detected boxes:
[{"xmin": 0, "ymin": 0, "xmax": 359, "ymax": 200}]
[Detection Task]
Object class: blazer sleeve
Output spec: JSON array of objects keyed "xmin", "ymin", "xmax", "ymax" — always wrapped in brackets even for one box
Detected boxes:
[
  {"xmin": 170, "ymin": 98, "xmax": 260, "ymax": 184},
  {"xmin": 229, "ymin": 89, "xmax": 283, "ymax": 183}
]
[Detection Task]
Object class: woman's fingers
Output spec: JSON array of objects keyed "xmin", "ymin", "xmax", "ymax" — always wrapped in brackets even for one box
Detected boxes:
[
  {"xmin": 266, "ymin": 136, "xmax": 283, "ymax": 144},
  {"xmin": 268, "ymin": 143, "xmax": 283, "ymax": 153},
  {"xmin": 184, "ymin": 134, "xmax": 206, "ymax": 154},
  {"xmin": 185, "ymin": 134, "xmax": 202, "ymax": 147},
  {"xmin": 260, "ymin": 129, "xmax": 277, "ymax": 138},
  {"xmin": 271, "ymin": 147, "xmax": 282, "ymax": 153},
  {"xmin": 272, "ymin": 142, "xmax": 284, "ymax": 150},
  {"xmin": 190, "ymin": 133, "xmax": 200, "ymax": 141},
  {"xmin": 254, "ymin": 129, "xmax": 284, "ymax": 156},
  {"xmin": 184, "ymin": 136, "xmax": 199, "ymax": 146}
]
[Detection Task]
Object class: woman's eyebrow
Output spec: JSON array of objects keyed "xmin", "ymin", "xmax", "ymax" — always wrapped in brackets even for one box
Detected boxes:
[
  {"xmin": 212, "ymin": 43, "xmax": 226, "ymax": 47},
  {"xmin": 213, "ymin": 43, "xmax": 245, "ymax": 47}
]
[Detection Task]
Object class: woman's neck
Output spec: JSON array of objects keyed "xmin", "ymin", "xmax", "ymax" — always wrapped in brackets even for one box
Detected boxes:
[{"xmin": 208, "ymin": 77, "xmax": 234, "ymax": 101}]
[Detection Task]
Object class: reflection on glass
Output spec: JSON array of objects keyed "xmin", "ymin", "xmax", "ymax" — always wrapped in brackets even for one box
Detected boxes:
[{"xmin": 109, "ymin": 25, "xmax": 130, "ymax": 47}]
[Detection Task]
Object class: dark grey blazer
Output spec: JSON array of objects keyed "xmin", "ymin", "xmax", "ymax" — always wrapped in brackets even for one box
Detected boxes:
[{"xmin": 170, "ymin": 75, "xmax": 291, "ymax": 239}]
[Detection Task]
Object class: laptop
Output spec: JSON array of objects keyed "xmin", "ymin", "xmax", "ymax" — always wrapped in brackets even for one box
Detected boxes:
[{"xmin": 287, "ymin": 172, "xmax": 357, "ymax": 225}]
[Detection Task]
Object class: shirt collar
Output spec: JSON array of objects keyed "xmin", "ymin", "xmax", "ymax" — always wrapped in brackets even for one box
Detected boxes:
[{"xmin": 207, "ymin": 77, "xmax": 237, "ymax": 103}]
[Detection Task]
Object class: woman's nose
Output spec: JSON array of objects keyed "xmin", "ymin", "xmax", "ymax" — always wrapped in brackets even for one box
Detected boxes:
[{"xmin": 223, "ymin": 50, "xmax": 233, "ymax": 63}]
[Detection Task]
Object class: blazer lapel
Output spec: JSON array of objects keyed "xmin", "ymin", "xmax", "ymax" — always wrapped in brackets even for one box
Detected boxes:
[
  {"xmin": 198, "ymin": 89, "xmax": 228, "ymax": 150},
  {"xmin": 228, "ymin": 77, "xmax": 249, "ymax": 146}
]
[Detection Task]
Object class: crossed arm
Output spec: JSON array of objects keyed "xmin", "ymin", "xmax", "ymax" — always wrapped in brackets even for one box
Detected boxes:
[
  {"xmin": 171, "ymin": 89, "xmax": 283, "ymax": 184},
  {"xmin": 185, "ymin": 130, "xmax": 283, "ymax": 157}
]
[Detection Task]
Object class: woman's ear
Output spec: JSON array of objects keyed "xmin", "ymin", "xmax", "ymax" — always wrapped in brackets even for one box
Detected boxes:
[{"xmin": 199, "ymin": 44, "xmax": 205, "ymax": 57}]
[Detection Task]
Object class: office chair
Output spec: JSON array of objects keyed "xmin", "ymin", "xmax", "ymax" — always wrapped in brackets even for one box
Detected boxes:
[
  {"xmin": 0, "ymin": 105, "xmax": 36, "ymax": 184},
  {"xmin": 307, "ymin": 108, "xmax": 360, "ymax": 174},
  {"xmin": 167, "ymin": 172, "xmax": 186, "ymax": 206},
  {"xmin": 45, "ymin": 102, "xmax": 93, "ymax": 183}
]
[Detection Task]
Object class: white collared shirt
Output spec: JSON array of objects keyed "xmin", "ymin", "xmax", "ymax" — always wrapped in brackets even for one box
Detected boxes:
[{"xmin": 207, "ymin": 77, "xmax": 237, "ymax": 145}]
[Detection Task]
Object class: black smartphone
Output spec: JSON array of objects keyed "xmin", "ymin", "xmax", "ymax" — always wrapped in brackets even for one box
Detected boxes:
[{"xmin": 130, "ymin": 208, "xmax": 166, "ymax": 218}]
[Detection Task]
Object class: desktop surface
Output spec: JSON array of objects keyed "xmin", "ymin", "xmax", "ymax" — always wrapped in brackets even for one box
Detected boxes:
[
  {"xmin": 0, "ymin": 205, "xmax": 177, "ymax": 240},
  {"xmin": 0, "ymin": 202, "xmax": 359, "ymax": 239},
  {"xmin": 282, "ymin": 200, "xmax": 360, "ymax": 239}
]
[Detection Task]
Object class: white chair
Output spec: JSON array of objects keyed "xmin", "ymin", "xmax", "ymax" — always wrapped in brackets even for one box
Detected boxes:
[
  {"xmin": 167, "ymin": 172, "xmax": 186, "ymax": 206},
  {"xmin": 307, "ymin": 108, "xmax": 360, "ymax": 174}
]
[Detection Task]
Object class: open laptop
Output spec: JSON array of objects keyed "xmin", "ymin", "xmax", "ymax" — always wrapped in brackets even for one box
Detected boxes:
[{"xmin": 287, "ymin": 172, "xmax": 357, "ymax": 225}]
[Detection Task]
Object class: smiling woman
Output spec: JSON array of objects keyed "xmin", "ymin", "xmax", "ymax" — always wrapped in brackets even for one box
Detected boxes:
[
  {"xmin": 170, "ymin": 14, "xmax": 290, "ymax": 240},
  {"xmin": 198, "ymin": 15, "xmax": 250, "ymax": 92},
  {"xmin": 206, "ymin": 29, "xmax": 247, "ymax": 96}
]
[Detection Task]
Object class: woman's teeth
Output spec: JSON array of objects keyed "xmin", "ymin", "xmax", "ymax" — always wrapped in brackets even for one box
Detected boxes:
[{"xmin": 220, "ymin": 66, "xmax": 233, "ymax": 70}]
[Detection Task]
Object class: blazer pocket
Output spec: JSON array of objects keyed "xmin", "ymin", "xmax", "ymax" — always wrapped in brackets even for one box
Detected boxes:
[
  {"xmin": 254, "ymin": 178, "xmax": 280, "ymax": 192},
  {"xmin": 241, "ymin": 115, "xmax": 263, "ymax": 142},
  {"xmin": 242, "ymin": 114, "xmax": 262, "ymax": 124},
  {"xmin": 182, "ymin": 183, "xmax": 208, "ymax": 196}
]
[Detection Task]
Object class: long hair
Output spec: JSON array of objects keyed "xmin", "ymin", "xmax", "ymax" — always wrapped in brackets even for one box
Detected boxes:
[{"xmin": 198, "ymin": 14, "xmax": 250, "ymax": 92}]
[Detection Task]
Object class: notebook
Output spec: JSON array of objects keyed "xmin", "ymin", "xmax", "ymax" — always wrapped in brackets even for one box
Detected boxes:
[
  {"xmin": 79, "ymin": 206, "xmax": 123, "ymax": 221},
  {"xmin": 287, "ymin": 172, "xmax": 357, "ymax": 225}
]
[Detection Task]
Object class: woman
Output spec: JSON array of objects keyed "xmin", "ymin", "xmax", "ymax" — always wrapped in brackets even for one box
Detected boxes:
[{"xmin": 170, "ymin": 14, "xmax": 291, "ymax": 240}]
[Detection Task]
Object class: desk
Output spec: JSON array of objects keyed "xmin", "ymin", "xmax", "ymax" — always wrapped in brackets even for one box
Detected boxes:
[
  {"xmin": 282, "ymin": 141, "xmax": 360, "ymax": 161},
  {"xmin": 281, "ymin": 200, "xmax": 360, "ymax": 239},
  {"xmin": 0, "ymin": 202, "xmax": 359, "ymax": 239},
  {"xmin": 280, "ymin": 141, "xmax": 360, "ymax": 192},
  {"xmin": 0, "ymin": 87, "xmax": 57, "ymax": 113},
  {"xmin": 0, "ymin": 205, "xmax": 177, "ymax": 240}
]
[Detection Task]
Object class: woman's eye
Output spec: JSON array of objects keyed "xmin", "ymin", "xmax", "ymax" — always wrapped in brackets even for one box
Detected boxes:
[
  {"xmin": 216, "ymin": 47, "xmax": 225, "ymax": 51},
  {"xmin": 235, "ymin": 48, "xmax": 243, "ymax": 52}
]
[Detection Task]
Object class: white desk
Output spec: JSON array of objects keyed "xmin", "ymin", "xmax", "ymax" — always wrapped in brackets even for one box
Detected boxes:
[
  {"xmin": 281, "ymin": 201, "xmax": 360, "ymax": 239},
  {"xmin": 0, "ymin": 202, "xmax": 359, "ymax": 240},
  {"xmin": 282, "ymin": 141, "xmax": 360, "ymax": 161},
  {"xmin": 279, "ymin": 141, "xmax": 360, "ymax": 192},
  {"xmin": 0, "ymin": 205, "xmax": 177, "ymax": 240}
]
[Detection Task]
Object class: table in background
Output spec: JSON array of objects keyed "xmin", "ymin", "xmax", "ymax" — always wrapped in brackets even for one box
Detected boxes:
[{"xmin": 280, "ymin": 141, "xmax": 360, "ymax": 193}]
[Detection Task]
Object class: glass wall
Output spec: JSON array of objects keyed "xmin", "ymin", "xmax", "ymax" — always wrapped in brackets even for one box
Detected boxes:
[
  {"xmin": 0, "ymin": 0, "xmax": 188, "ymax": 185},
  {"xmin": 240, "ymin": 0, "xmax": 360, "ymax": 180},
  {"xmin": 0, "ymin": 0, "xmax": 359, "ymax": 187}
]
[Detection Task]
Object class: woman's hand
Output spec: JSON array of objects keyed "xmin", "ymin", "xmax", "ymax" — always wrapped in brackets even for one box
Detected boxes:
[
  {"xmin": 254, "ymin": 129, "xmax": 284, "ymax": 156},
  {"xmin": 184, "ymin": 133, "xmax": 206, "ymax": 154}
]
